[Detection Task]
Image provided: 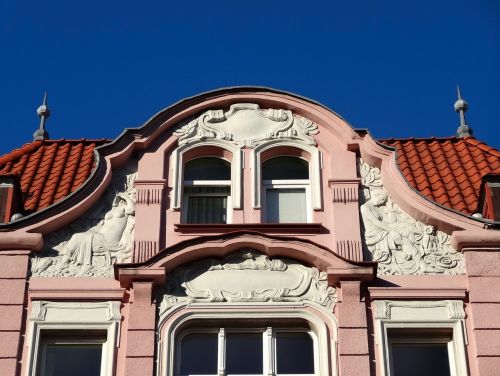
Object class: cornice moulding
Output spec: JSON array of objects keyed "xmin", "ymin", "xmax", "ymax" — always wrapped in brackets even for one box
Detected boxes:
[
  {"xmin": 452, "ymin": 229, "xmax": 500, "ymax": 251},
  {"xmin": 0, "ymin": 231, "xmax": 43, "ymax": 251}
]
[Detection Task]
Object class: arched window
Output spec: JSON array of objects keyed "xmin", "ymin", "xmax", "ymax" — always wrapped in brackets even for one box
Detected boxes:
[
  {"xmin": 262, "ymin": 156, "xmax": 310, "ymax": 223},
  {"xmin": 177, "ymin": 326, "xmax": 316, "ymax": 376},
  {"xmin": 183, "ymin": 157, "xmax": 231, "ymax": 224}
]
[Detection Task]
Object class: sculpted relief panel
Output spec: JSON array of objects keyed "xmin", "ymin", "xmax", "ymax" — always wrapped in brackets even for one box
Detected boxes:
[
  {"xmin": 359, "ymin": 159, "xmax": 464, "ymax": 275},
  {"xmin": 173, "ymin": 103, "xmax": 319, "ymax": 148},
  {"xmin": 159, "ymin": 250, "xmax": 337, "ymax": 315},
  {"xmin": 31, "ymin": 161, "xmax": 137, "ymax": 277}
]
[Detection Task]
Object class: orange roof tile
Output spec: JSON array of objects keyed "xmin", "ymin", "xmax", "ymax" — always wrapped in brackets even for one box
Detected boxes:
[
  {"xmin": 381, "ymin": 137, "xmax": 500, "ymax": 215},
  {"xmin": 0, "ymin": 135, "xmax": 498, "ymax": 218},
  {"xmin": 0, "ymin": 139, "xmax": 110, "ymax": 214}
]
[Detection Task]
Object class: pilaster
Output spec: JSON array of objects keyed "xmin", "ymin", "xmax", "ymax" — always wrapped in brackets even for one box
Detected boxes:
[
  {"xmin": 0, "ymin": 250, "xmax": 30, "ymax": 376},
  {"xmin": 336, "ymin": 280, "xmax": 370, "ymax": 376},
  {"xmin": 133, "ymin": 180, "xmax": 166, "ymax": 262},
  {"xmin": 329, "ymin": 178, "xmax": 363, "ymax": 261},
  {"xmin": 125, "ymin": 281, "xmax": 156, "ymax": 376}
]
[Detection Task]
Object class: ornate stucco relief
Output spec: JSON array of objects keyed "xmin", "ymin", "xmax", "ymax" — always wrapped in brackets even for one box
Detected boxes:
[
  {"xmin": 373, "ymin": 300, "xmax": 465, "ymax": 320},
  {"xmin": 359, "ymin": 159, "xmax": 464, "ymax": 275},
  {"xmin": 159, "ymin": 250, "xmax": 336, "ymax": 315},
  {"xmin": 31, "ymin": 161, "xmax": 137, "ymax": 277},
  {"xmin": 173, "ymin": 103, "xmax": 319, "ymax": 148}
]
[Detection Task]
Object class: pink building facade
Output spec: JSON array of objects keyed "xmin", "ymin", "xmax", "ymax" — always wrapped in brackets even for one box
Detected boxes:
[{"xmin": 0, "ymin": 87, "xmax": 499, "ymax": 375}]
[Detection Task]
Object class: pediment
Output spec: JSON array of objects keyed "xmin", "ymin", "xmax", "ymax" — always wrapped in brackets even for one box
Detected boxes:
[{"xmin": 159, "ymin": 249, "xmax": 337, "ymax": 315}]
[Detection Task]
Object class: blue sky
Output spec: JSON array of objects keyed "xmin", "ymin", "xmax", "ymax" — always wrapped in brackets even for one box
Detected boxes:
[{"xmin": 1, "ymin": 0, "xmax": 499, "ymax": 153}]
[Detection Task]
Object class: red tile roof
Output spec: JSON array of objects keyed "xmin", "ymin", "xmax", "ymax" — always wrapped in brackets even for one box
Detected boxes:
[
  {"xmin": 0, "ymin": 139, "xmax": 110, "ymax": 214},
  {"xmin": 1, "ymin": 136, "xmax": 499, "ymax": 217},
  {"xmin": 381, "ymin": 137, "xmax": 500, "ymax": 215}
]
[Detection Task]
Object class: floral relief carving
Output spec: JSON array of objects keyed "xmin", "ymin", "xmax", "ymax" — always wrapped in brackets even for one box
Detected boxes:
[
  {"xmin": 173, "ymin": 103, "xmax": 319, "ymax": 148},
  {"xmin": 359, "ymin": 159, "xmax": 464, "ymax": 275},
  {"xmin": 31, "ymin": 161, "xmax": 137, "ymax": 277},
  {"xmin": 159, "ymin": 250, "xmax": 336, "ymax": 315}
]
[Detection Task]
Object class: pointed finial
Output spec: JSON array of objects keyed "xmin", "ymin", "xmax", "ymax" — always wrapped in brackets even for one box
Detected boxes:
[
  {"xmin": 33, "ymin": 92, "xmax": 50, "ymax": 141},
  {"xmin": 455, "ymin": 85, "xmax": 473, "ymax": 138}
]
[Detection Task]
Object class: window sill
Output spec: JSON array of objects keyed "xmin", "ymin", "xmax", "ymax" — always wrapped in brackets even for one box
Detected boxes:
[{"xmin": 174, "ymin": 223, "xmax": 325, "ymax": 234}]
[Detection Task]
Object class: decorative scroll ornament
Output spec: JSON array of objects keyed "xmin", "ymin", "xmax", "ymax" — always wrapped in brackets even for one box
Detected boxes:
[
  {"xmin": 173, "ymin": 103, "xmax": 319, "ymax": 148},
  {"xmin": 359, "ymin": 159, "xmax": 464, "ymax": 275},
  {"xmin": 31, "ymin": 161, "xmax": 137, "ymax": 277},
  {"xmin": 159, "ymin": 250, "xmax": 336, "ymax": 315}
]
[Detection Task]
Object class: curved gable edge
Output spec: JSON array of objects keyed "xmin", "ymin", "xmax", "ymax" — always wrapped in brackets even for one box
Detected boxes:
[
  {"xmin": 2, "ymin": 87, "xmax": 361, "ymax": 241},
  {"xmin": 359, "ymin": 135, "xmax": 485, "ymax": 233},
  {"xmin": 0, "ymin": 86, "xmax": 490, "ymax": 254}
]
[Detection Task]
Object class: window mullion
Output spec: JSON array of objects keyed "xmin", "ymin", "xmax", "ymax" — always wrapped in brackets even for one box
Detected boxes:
[
  {"xmin": 263, "ymin": 327, "xmax": 274, "ymax": 376},
  {"xmin": 218, "ymin": 328, "xmax": 226, "ymax": 376}
]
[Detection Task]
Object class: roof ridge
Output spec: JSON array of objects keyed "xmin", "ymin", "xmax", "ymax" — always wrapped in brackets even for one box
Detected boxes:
[
  {"xmin": 0, "ymin": 141, "xmax": 42, "ymax": 166},
  {"xmin": 380, "ymin": 136, "xmax": 460, "ymax": 142},
  {"xmin": 463, "ymin": 137, "xmax": 500, "ymax": 158},
  {"xmin": 0, "ymin": 139, "xmax": 110, "ymax": 167}
]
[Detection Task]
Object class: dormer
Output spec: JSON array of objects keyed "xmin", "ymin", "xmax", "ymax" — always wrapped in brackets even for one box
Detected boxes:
[
  {"xmin": 478, "ymin": 174, "xmax": 500, "ymax": 221},
  {"xmin": 0, "ymin": 175, "xmax": 22, "ymax": 223}
]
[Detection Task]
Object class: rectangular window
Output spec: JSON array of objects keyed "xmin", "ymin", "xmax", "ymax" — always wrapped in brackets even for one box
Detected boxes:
[
  {"xmin": 37, "ymin": 332, "xmax": 106, "ymax": 376},
  {"xmin": 373, "ymin": 300, "xmax": 468, "ymax": 376},
  {"xmin": 262, "ymin": 179, "xmax": 310, "ymax": 224},
  {"xmin": 388, "ymin": 330, "xmax": 452, "ymax": 376},
  {"xmin": 177, "ymin": 328, "xmax": 316, "ymax": 376},
  {"xmin": 184, "ymin": 186, "xmax": 230, "ymax": 224},
  {"xmin": 265, "ymin": 188, "xmax": 307, "ymax": 223}
]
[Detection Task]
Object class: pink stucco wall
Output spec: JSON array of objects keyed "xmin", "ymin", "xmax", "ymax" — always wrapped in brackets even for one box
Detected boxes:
[{"xmin": 0, "ymin": 89, "xmax": 499, "ymax": 375}]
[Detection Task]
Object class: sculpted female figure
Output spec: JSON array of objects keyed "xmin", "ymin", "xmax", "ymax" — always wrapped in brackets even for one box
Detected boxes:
[
  {"xmin": 361, "ymin": 189, "xmax": 419, "ymax": 273},
  {"xmin": 61, "ymin": 192, "xmax": 135, "ymax": 269}
]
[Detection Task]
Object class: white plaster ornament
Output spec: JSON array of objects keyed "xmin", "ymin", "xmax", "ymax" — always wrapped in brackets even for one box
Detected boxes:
[
  {"xmin": 159, "ymin": 250, "xmax": 336, "ymax": 315},
  {"xmin": 173, "ymin": 103, "xmax": 319, "ymax": 148},
  {"xmin": 31, "ymin": 162, "xmax": 137, "ymax": 277},
  {"xmin": 359, "ymin": 159, "xmax": 465, "ymax": 275}
]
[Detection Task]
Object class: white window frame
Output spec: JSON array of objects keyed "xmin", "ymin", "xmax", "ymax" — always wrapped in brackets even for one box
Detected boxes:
[
  {"xmin": 171, "ymin": 141, "xmax": 242, "ymax": 210},
  {"xmin": 373, "ymin": 300, "xmax": 468, "ymax": 376},
  {"xmin": 37, "ymin": 335, "xmax": 107, "ymax": 376},
  {"xmin": 176, "ymin": 326, "xmax": 318, "ymax": 376},
  {"xmin": 26, "ymin": 301, "xmax": 121, "ymax": 376},
  {"xmin": 262, "ymin": 179, "xmax": 312, "ymax": 223},
  {"xmin": 158, "ymin": 306, "xmax": 336, "ymax": 376},
  {"xmin": 251, "ymin": 141, "xmax": 322, "ymax": 211}
]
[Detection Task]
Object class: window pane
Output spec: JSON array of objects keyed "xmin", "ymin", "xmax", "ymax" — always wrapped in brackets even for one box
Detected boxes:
[
  {"xmin": 186, "ymin": 196, "xmax": 227, "ymax": 224},
  {"xmin": 185, "ymin": 186, "xmax": 229, "ymax": 224},
  {"xmin": 266, "ymin": 189, "xmax": 306, "ymax": 223},
  {"xmin": 226, "ymin": 333, "xmax": 263, "ymax": 374},
  {"xmin": 276, "ymin": 332, "xmax": 314, "ymax": 374},
  {"xmin": 185, "ymin": 158, "xmax": 230, "ymax": 180},
  {"xmin": 262, "ymin": 156, "xmax": 309, "ymax": 180},
  {"xmin": 41, "ymin": 344, "xmax": 102, "ymax": 376},
  {"xmin": 391, "ymin": 343, "xmax": 451, "ymax": 376},
  {"xmin": 180, "ymin": 333, "xmax": 218, "ymax": 375}
]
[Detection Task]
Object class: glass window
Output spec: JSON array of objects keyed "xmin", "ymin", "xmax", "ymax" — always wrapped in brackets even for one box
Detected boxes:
[
  {"xmin": 276, "ymin": 332, "xmax": 314, "ymax": 374},
  {"xmin": 185, "ymin": 158, "xmax": 230, "ymax": 181},
  {"xmin": 262, "ymin": 156, "xmax": 309, "ymax": 180},
  {"xmin": 37, "ymin": 334, "xmax": 105, "ymax": 376},
  {"xmin": 179, "ymin": 333, "xmax": 218, "ymax": 375},
  {"xmin": 266, "ymin": 189, "xmax": 307, "ymax": 223},
  {"xmin": 183, "ymin": 157, "xmax": 231, "ymax": 224},
  {"xmin": 184, "ymin": 187, "xmax": 229, "ymax": 224},
  {"xmin": 226, "ymin": 333, "xmax": 263, "ymax": 374},
  {"xmin": 262, "ymin": 156, "xmax": 310, "ymax": 223},
  {"xmin": 176, "ymin": 328, "xmax": 315, "ymax": 376},
  {"xmin": 388, "ymin": 331, "xmax": 452, "ymax": 376}
]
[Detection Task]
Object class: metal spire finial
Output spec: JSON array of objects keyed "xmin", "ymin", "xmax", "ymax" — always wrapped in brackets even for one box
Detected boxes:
[
  {"xmin": 33, "ymin": 92, "xmax": 50, "ymax": 141},
  {"xmin": 455, "ymin": 85, "xmax": 473, "ymax": 138}
]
